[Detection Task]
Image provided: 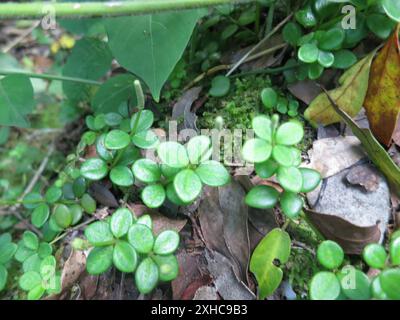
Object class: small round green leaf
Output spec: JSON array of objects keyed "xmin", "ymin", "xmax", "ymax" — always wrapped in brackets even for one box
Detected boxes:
[
  {"xmin": 131, "ymin": 129, "xmax": 159, "ymax": 149},
  {"xmin": 72, "ymin": 177, "xmax": 86, "ymax": 198},
  {"xmin": 27, "ymin": 284, "xmax": 46, "ymax": 300},
  {"xmin": 379, "ymin": 268, "xmax": 400, "ymax": 300},
  {"xmin": 45, "ymin": 186, "xmax": 62, "ymax": 203},
  {"xmin": 80, "ymin": 193, "xmax": 97, "ymax": 214},
  {"xmin": 141, "ymin": 184, "xmax": 166, "ymax": 209},
  {"xmin": 113, "ymin": 241, "xmax": 137, "ymax": 273},
  {"xmin": 363, "ymin": 243, "xmax": 387, "ymax": 269},
  {"xmin": 173, "ymin": 169, "xmax": 202, "ymax": 203},
  {"xmin": 86, "ymin": 246, "xmax": 114, "ymax": 275},
  {"xmin": 272, "ymin": 145, "xmax": 299, "ymax": 167},
  {"xmin": 104, "ymin": 129, "xmax": 130, "ymax": 150},
  {"xmin": 298, "ymin": 43, "xmax": 319, "ymax": 63},
  {"xmin": 37, "ymin": 242, "xmax": 53, "ymax": 259},
  {"xmin": 22, "ymin": 253, "xmax": 41, "ymax": 272},
  {"xmin": 84, "ymin": 221, "xmax": 114, "ymax": 246},
  {"xmin": 22, "ymin": 192, "xmax": 42, "ymax": 209},
  {"xmin": 317, "ymin": 240, "xmax": 344, "ymax": 270},
  {"xmin": 318, "ymin": 50, "xmax": 334, "ymax": 68},
  {"xmin": 23, "ymin": 231, "xmax": 39, "ymax": 251},
  {"xmin": 371, "ymin": 276, "xmax": 388, "ymax": 300},
  {"xmin": 31, "ymin": 203, "xmax": 50, "ymax": 228},
  {"xmin": 383, "ymin": 0, "xmax": 400, "ymax": 22},
  {"xmin": 332, "ymin": 50, "xmax": 357, "ymax": 69},
  {"xmin": 110, "ymin": 208, "xmax": 133, "ymax": 238},
  {"xmin": 128, "ymin": 224, "xmax": 154, "ymax": 254},
  {"xmin": 195, "ymin": 160, "xmax": 230, "ymax": 187},
  {"xmin": 0, "ymin": 242, "xmax": 17, "ymax": 264},
  {"xmin": 209, "ymin": 75, "xmax": 230, "ymax": 97},
  {"xmin": 110, "ymin": 165, "xmax": 134, "ymax": 186},
  {"xmin": 96, "ymin": 134, "xmax": 115, "ymax": 161},
  {"xmin": 255, "ymin": 159, "xmax": 279, "ymax": 179},
  {"xmin": 157, "ymin": 141, "xmax": 189, "ymax": 168},
  {"xmin": 245, "ymin": 185, "xmax": 279, "ymax": 209},
  {"xmin": 53, "ymin": 204, "xmax": 72, "ymax": 229},
  {"xmin": 318, "ymin": 27, "xmax": 345, "ymax": 51},
  {"xmin": 275, "ymin": 121, "xmax": 304, "ymax": 146},
  {"xmin": 137, "ymin": 214, "xmax": 153, "ymax": 229},
  {"xmin": 132, "ymin": 159, "xmax": 161, "ymax": 183},
  {"xmin": 242, "ymin": 138, "xmax": 272, "ymax": 163},
  {"xmin": 19, "ymin": 271, "xmax": 42, "ymax": 291},
  {"xmin": 261, "ymin": 88, "xmax": 278, "ymax": 110},
  {"xmin": 309, "ymin": 271, "xmax": 341, "ymax": 300},
  {"xmin": 186, "ymin": 135, "xmax": 212, "ymax": 164},
  {"xmin": 299, "ymin": 168, "xmax": 321, "ymax": 193},
  {"xmin": 0, "ymin": 265, "xmax": 7, "ymax": 291},
  {"xmin": 338, "ymin": 268, "xmax": 371, "ymax": 300},
  {"xmin": 135, "ymin": 257, "xmax": 159, "ymax": 294},
  {"xmin": 252, "ymin": 115, "xmax": 272, "ymax": 142},
  {"xmin": 70, "ymin": 204, "xmax": 83, "ymax": 225},
  {"xmin": 166, "ymin": 183, "xmax": 189, "ymax": 206},
  {"xmin": 282, "ymin": 22, "xmax": 302, "ymax": 46},
  {"xmin": 280, "ymin": 192, "xmax": 303, "ymax": 219},
  {"xmin": 130, "ymin": 110, "xmax": 154, "ymax": 133},
  {"xmin": 153, "ymin": 230, "xmax": 180, "ymax": 255},
  {"xmin": 277, "ymin": 166, "xmax": 303, "ymax": 193},
  {"xmin": 367, "ymin": 13, "xmax": 396, "ymax": 39},
  {"xmin": 80, "ymin": 158, "xmax": 108, "ymax": 181},
  {"xmin": 390, "ymin": 237, "xmax": 400, "ymax": 266},
  {"xmin": 152, "ymin": 254, "xmax": 179, "ymax": 282}
]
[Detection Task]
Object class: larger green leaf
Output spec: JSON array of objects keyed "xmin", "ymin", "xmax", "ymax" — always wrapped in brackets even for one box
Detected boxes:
[
  {"xmin": 250, "ymin": 228, "xmax": 291, "ymax": 299},
  {"xmin": 84, "ymin": 221, "xmax": 114, "ymax": 246},
  {"xmin": 105, "ymin": 10, "xmax": 204, "ymax": 101},
  {"xmin": 86, "ymin": 246, "xmax": 114, "ymax": 275},
  {"xmin": 62, "ymin": 37, "xmax": 112, "ymax": 102},
  {"xmin": 0, "ymin": 75, "xmax": 34, "ymax": 127}
]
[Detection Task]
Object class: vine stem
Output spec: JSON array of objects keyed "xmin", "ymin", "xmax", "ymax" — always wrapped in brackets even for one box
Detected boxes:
[
  {"xmin": 50, "ymin": 217, "xmax": 96, "ymax": 245},
  {"xmin": 0, "ymin": 70, "xmax": 102, "ymax": 85},
  {"xmin": 0, "ymin": 0, "xmax": 254, "ymax": 19}
]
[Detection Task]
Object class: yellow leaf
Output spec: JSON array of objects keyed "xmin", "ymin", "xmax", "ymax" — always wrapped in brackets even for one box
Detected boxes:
[{"xmin": 304, "ymin": 51, "xmax": 376, "ymax": 126}]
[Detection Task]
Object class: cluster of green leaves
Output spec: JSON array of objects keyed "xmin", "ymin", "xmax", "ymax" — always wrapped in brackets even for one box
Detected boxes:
[
  {"xmin": 83, "ymin": 208, "xmax": 179, "ymax": 294},
  {"xmin": 309, "ymin": 233, "xmax": 400, "ymax": 300},
  {"xmin": 260, "ymin": 87, "xmax": 300, "ymax": 117},
  {"xmin": 242, "ymin": 114, "xmax": 321, "ymax": 219},
  {"xmin": 282, "ymin": 0, "xmax": 397, "ymax": 81},
  {"xmin": 0, "ymin": 230, "xmax": 60, "ymax": 299}
]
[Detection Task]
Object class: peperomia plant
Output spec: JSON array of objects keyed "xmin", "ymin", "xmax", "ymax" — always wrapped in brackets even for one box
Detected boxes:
[
  {"xmin": 242, "ymin": 114, "xmax": 321, "ymax": 219},
  {"xmin": 83, "ymin": 207, "xmax": 180, "ymax": 294},
  {"xmin": 309, "ymin": 233, "xmax": 400, "ymax": 300}
]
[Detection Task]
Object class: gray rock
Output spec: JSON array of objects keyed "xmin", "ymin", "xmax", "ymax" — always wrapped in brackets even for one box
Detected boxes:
[{"xmin": 312, "ymin": 166, "xmax": 391, "ymax": 240}]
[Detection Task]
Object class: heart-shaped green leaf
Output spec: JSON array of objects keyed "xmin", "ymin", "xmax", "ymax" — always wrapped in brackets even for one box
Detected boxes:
[
  {"xmin": 280, "ymin": 192, "xmax": 303, "ymax": 219},
  {"xmin": 186, "ymin": 135, "xmax": 212, "ymax": 164},
  {"xmin": 110, "ymin": 165, "xmax": 134, "ymax": 187},
  {"xmin": 135, "ymin": 257, "xmax": 159, "ymax": 294},
  {"xmin": 245, "ymin": 185, "xmax": 279, "ymax": 209},
  {"xmin": 80, "ymin": 193, "xmax": 97, "ymax": 214},
  {"xmin": 152, "ymin": 254, "xmax": 179, "ymax": 282},
  {"xmin": 128, "ymin": 224, "xmax": 154, "ymax": 254},
  {"xmin": 132, "ymin": 158, "xmax": 161, "ymax": 183},
  {"xmin": 31, "ymin": 204, "xmax": 50, "ymax": 228},
  {"xmin": 209, "ymin": 75, "xmax": 230, "ymax": 97},
  {"xmin": 113, "ymin": 241, "xmax": 138, "ymax": 273},
  {"xmin": 275, "ymin": 121, "xmax": 304, "ymax": 146},
  {"xmin": 157, "ymin": 141, "xmax": 189, "ymax": 168},
  {"xmin": 174, "ymin": 169, "xmax": 202, "ymax": 203},
  {"xmin": 317, "ymin": 240, "xmax": 344, "ymax": 270},
  {"xmin": 309, "ymin": 271, "xmax": 341, "ymax": 300},
  {"xmin": 23, "ymin": 231, "xmax": 39, "ymax": 251},
  {"xmin": 299, "ymin": 168, "xmax": 321, "ymax": 193},
  {"xmin": 141, "ymin": 184, "xmax": 166, "ymax": 208},
  {"xmin": 195, "ymin": 160, "xmax": 230, "ymax": 187},
  {"xmin": 255, "ymin": 159, "xmax": 279, "ymax": 179},
  {"xmin": 277, "ymin": 166, "xmax": 303, "ymax": 193},
  {"xmin": 110, "ymin": 208, "xmax": 133, "ymax": 238},
  {"xmin": 242, "ymin": 138, "xmax": 272, "ymax": 163},
  {"xmin": 363, "ymin": 243, "xmax": 387, "ymax": 269},
  {"xmin": 86, "ymin": 246, "xmax": 114, "ymax": 275},
  {"xmin": 153, "ymin": 230, "xmax": 180, "ymax": 255},
  {"xmin": 84, "ymin": 221, "xmax": 114, "ymax": 246},
  {"xmin": 252, "ymin": 115, "xmax": 272, "ymax": 142},
  {"xmin": 80, "ymin": 158, "xmax": 108, "ymax": 181},
  {"xmin": 250, "ymin": 228, "xmax": 291, "ymax": 299},
  {"xmin": 104, "ymin": 130, "xmax": 130, "ymax": 150}
]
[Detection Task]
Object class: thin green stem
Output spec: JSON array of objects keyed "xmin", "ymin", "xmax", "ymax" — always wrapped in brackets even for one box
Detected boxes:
[
  {"xmin": 230, "ymin": 62, "xmax": 299, "ymax": 78},
  {"xmin": 0, "ymin": 0, "xmax": 254, "ymax": 19},
  {"xmin": 0, "ymin": 70, "xmax": 101, "ymax": 85}
]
